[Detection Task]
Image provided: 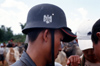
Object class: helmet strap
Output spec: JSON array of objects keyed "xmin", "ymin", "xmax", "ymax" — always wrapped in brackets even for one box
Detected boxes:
[{"xmin": 50, "ymin": 29, "xmax": 54, "ymax": 66}]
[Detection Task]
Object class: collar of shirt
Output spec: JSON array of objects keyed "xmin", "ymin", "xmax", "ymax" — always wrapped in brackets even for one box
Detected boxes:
[{"xmin": 20, "ymin": 51, "xmax": 36, "ymax": 66}]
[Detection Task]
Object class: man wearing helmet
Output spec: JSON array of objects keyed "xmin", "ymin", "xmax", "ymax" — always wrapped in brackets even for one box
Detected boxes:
[{"xmin": 11, "ymin": 4, "xmax": 76, "ymax": 66}]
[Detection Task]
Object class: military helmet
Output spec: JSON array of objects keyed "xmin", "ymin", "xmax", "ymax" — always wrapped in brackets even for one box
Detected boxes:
[{"xmin": 22, "ymin": 4, "xmax": 76, "ymax": 42}]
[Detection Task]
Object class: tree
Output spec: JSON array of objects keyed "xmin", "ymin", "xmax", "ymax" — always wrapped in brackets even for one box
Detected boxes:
[
  {"xmin": 0, "ymin": 25, "xmax": 13, "ymax": 42},
  {"xmin": 11, "ymin": 34, "xmax": 25, "ymax": 42},
  {"xmin": 5, "ymin": 27, "xmax": 13, "ymax": 41},
  {"xmin": 20, "ymin": 23, "xmax": 26, "ymax": 29}
]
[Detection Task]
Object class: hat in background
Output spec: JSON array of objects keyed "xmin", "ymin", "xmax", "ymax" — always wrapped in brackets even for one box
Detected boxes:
[
  {"xmin": 78, "ymin": 40, "xmax": 92, "ymax": 50},
  {"xmin": 77, "ymin": 21, "xmax": 93, "ymax": 50}
]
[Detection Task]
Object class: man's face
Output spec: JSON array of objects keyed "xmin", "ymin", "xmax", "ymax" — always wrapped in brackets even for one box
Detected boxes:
[
  {"xmin": 93, "ymin": 41, "xmax": 100, "ymax": 61},
  {"xmin": 83, "ymin": 48, "xmax": 99, "ymax": 63},
  {"xmin": 54, "ymin": 29, "xmax": 64, "ymax": 59}
]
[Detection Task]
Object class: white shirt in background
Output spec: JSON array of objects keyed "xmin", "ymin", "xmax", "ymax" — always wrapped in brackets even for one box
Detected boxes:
[
  {"xmin": 55, "ymin": 62, "xmax": 62, "ymax": 66},
  {"xmin": 0, "ymin": 47, "xmax": 4, "ymax": 54}
]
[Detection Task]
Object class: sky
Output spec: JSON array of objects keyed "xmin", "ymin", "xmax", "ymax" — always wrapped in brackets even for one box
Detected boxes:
[{"xmin": 0, "ymin": 0, "xmax": 100, "ymax": 34}]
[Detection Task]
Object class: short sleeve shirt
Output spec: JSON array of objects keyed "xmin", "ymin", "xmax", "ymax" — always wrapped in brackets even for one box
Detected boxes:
[
  {"xmin": 11, "ymin": 51, "xmax": 36, "ymax": 66},
  {"xmin": 11, "ymin": 51, "xmax": 52, "ymax": 66},
  {"xmin": 85, "ymin": 60, "xmax": 100, "ymax": 66}
]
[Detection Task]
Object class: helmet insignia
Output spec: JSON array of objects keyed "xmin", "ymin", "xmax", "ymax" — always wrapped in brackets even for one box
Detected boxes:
[{"xmin": 43, "ymin": 15, "xmax": 52, "ymax": 24}]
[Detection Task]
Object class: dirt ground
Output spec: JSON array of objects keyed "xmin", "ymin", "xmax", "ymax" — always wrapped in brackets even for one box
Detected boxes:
[{"xmin": 0, "ymin": 60, "xmax": 8, "ymax": 66}]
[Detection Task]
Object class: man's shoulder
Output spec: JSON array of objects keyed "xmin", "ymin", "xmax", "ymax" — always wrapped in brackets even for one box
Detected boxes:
[
  {"xmin": 11, "ymin": 60, "xmax": 26, "ymax": 66},
  {"xmin": 11, "ymin": 59, "xmax": 37, "ymax": 66},
  {"xmin": 11, "ymin": 51, "xmax": 37, "ymax": 66}
]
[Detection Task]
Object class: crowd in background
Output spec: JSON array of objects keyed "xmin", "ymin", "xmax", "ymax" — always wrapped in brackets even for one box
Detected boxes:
[{"xmin": 0, "ymin": 40, "xmax": 27, "ymax": 66}]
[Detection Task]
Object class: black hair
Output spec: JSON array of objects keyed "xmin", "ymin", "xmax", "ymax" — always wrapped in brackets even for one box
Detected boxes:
[
  {"xmin": 27, "ymin": 28, "xmax": 46, "ymax": 42},
  {"xmin": 27, "ymin": 28, "xmax": 58, "ymax": 42},
  {"xmin": 91, "ymin": 19, "xmax": 100, "ymax": 44}
]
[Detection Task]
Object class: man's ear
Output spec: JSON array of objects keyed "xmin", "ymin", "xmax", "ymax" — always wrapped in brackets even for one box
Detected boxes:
[
  {"xmin": 96, "ymin": 32, "xmax": 100, "ymax": 40},
  {"xmin": 43, "ymin": 29, "xmax": 50, "ymax": 42}
]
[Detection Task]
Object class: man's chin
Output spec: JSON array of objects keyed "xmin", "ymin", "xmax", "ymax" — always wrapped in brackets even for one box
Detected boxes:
[
  {"xmin": 55, "ymin": 56, "xmax": 57, "ymax": 59},
  {"xmin": 48, "ymin": 53, "xmax": 59, "ymax": 63},
  {"xmin": 55, "ymin": 52, "xmax": 59, "ymax": 59},
  {"xmin": 97, "ymin": 58, "xmax": 100, "ymax": 62}
]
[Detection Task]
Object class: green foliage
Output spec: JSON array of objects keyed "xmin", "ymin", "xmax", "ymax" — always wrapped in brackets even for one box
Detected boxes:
[
  {"xmin": 0, "ymin": 25, "xmax": 13, "ymax": 42},
  {"xmin": 20, "ymin": 23, "xmax": 26, "ymax": 29},
  {"xmin": 0, "ymin": 25, "xmax": 26, "ymax": 43},
  {"xmin": 11, "ymin": 34, "xmax": 26, "ymax": 42}
]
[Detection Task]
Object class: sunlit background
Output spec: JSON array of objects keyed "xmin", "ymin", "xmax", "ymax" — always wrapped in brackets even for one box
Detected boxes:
[{"xmin": 0, "ymin": 0, "xmax": 100, "ymax": 34}]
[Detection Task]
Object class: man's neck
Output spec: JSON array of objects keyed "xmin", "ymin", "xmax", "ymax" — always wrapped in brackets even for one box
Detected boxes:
[{"xmin": 26, "ymin": 44, "xmax": 47, "ymax": 66}]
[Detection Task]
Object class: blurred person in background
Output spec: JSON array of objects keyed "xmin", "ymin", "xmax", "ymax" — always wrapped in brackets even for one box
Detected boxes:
[
  {"xmin": 7, "ymin": 41, "xmax": 13, "ymax": 47},
  {"xmin": 0, "ymin": 43, "xmax": 5, "ymax": 66},
  {"xmin": 67, "ymin": 21, "xmax": 100, "ymax": 66},
  {"xmin": 91, "ymin": 19, "xmax": 100, "ymax": 61},
  {"xmin": 3, "ymin": 42, "xmax": 6, "ymax": 47}
]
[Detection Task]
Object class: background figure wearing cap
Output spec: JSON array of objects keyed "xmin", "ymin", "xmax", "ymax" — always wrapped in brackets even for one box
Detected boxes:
[
  {"xmin": 91, "ymin": 19, "xmax": 100, "ymax": 62},
  {"xmin": 67, "ymin": 22, "xmax": 100, "ymax": 66},
  {"xmin": 11, "ymin": 4, "xmax": 76, "ymax": 66}
]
